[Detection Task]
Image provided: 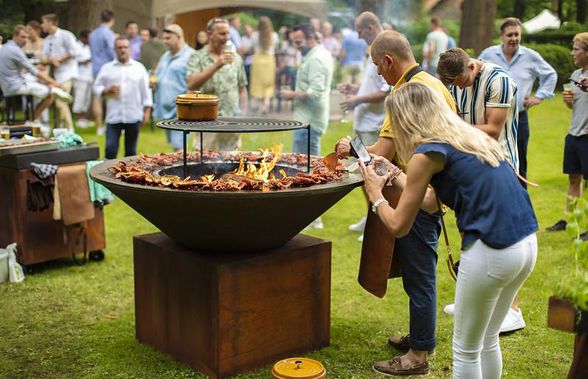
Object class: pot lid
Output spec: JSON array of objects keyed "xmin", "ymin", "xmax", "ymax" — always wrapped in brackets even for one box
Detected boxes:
[
  {"xmin": 272, "ymin": 358, "xmax": 326, "ymax": 379},
  {"xmin": 176, "ymin": 93, "xmax": 219, "ymax": 104}
]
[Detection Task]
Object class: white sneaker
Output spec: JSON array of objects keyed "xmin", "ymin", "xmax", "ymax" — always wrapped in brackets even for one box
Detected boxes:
[
  {"xmin": 443, "ymin": 303, "xmax": 455, "ymax": 315},
  {"xmin": 97, "ymin": 127, "xmax": 106, "ymax": 136},
  {"xmin": 348, "ymin": 216, "xmax": 367, "ymax": 232},
  {"xmin": 500, "ymin": 308, "xmax": 526, "ymax": 334},
  {"xmin": 304, "ymin": 217, "xmax": 324, "ymax": 231},
  {"xmin": 357, "ymin": 234, "xmax": 363, "ymax": 242},
  {"xmin": 50, "ymin": 87, "xmax": 73, "ymax": 104},
  {"xmin": 76, "ymin": 119, "xmax": 92, "ymax": 128}
]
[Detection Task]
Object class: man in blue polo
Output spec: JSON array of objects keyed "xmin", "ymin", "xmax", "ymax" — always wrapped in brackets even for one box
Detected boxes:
[{"xmin": 153, "ymin": 24, "xmax": 195, "ymax": 151}]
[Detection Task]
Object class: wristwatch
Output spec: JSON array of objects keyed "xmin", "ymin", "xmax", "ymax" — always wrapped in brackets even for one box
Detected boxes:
[{"xmin": 371, "ymin": 198, "xmax": 389, "ymax": 214}]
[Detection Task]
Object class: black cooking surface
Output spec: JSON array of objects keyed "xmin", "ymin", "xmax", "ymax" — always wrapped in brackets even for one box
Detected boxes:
[{"xmin": 157, "ymin": 117, "xmax": 306, "ymax": 133}]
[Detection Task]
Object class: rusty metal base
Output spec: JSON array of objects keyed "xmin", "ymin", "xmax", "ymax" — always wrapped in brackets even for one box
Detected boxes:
[{"xmin": 133, "ymin": 232, "xmax": 331, "ymax": 379}]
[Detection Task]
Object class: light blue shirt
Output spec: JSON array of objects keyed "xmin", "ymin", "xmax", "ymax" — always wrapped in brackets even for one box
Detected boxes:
[
  {"xmin": 478, "ymin": 45, "xmax": 557, "ymax": 111},
  {"xmin": 153, "ymin": 44, "xmax": 195, "ymax": 121},
  {"xmin": 89, "ymin": 25, "xmax": 116, "ymax": 78}
]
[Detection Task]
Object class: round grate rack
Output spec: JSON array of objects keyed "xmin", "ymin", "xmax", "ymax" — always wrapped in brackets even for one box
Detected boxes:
[
  {"xmin": 156, "ymin": 116, "xmax": 312, "ymax": 174},
  {"xmin": 156, "ymin": 117, "xmax": 306, "ymax": 133}
]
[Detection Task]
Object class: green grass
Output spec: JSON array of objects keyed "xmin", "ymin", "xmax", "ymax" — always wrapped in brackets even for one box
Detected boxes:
[{"xmin": 0, "ymin": 95, "xmax": 578, "ymax": 378}]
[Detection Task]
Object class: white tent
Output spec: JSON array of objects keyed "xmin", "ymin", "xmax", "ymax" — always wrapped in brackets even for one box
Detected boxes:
[{"xmin": 523, "ymin": 9, "xmax": 561, "ymax": 34}]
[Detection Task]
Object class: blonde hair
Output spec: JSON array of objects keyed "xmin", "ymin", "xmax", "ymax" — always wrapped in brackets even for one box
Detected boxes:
[
  {"xmin": 574, "ymin": 32, "xmax": 588, "ymax": 52},
  {"xmin": 258, "ymin": 16, "xmax": 274, "ymax": 52},
  {"xmin": 389, "ymin": 82, "xmax": 506, "ymax": 167}
]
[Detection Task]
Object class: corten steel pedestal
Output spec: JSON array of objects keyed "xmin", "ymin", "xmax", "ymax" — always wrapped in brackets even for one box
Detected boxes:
[{"xmin": 133, "ymin": 232, "xmax": 331, "ymax": 379}]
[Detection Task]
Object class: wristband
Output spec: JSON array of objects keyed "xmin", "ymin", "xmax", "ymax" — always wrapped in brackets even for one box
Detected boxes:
[{"xmin": 371, "ymin": 198, "xmax": 389, "ymax": 214}]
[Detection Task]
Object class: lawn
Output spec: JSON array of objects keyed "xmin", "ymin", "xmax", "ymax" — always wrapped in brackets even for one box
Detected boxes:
[{"xmin": 0, "ymin": 94, "xmax": 578, "ymax": 378}]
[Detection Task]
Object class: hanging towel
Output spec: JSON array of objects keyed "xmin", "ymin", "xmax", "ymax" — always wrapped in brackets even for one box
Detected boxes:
[
  {"xmin": 86, "ymin": 160, "xmax": 114, "ymax": 206},
  {"xmin": 56, "ymin": 164, "xmax": 95, "ymax": 225}
]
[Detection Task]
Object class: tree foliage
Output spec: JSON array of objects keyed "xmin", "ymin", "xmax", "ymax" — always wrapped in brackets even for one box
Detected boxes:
[
  {"xmin": 0, "ymin": 0, "xmax": 66, "ymax": 38},
  {"xmin": 497, "ymin": 0, "xmax": 587, "ymax": 23}
]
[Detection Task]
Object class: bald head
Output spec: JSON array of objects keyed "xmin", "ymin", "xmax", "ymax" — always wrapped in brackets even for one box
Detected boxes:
[
  {"xmin": 356, "ymin": 11, "xmax": 381, "ymax": 30},
  {"xmin": 371, "ymin": 30, "xmax": 414, "ymax": 63}
]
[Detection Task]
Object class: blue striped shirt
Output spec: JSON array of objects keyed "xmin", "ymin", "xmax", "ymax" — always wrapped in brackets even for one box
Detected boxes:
[{"xmin": 450, "ymin": 63, "xmax": 519, "ymax": 170}]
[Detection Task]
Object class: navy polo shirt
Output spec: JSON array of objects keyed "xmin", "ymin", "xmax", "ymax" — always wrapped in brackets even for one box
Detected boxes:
[{"xmin": 415, "ymin": 143, "xmax": 538, "ymax": 249}]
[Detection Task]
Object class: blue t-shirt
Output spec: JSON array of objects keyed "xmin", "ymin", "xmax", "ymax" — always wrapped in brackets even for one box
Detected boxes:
[
  {"xmin": 341, "ymin": 33, "xmax": 367, "ymax": 66},
  {"xmin": 415, "ymin": 143, "xmax": 538, "ymax": 249}
]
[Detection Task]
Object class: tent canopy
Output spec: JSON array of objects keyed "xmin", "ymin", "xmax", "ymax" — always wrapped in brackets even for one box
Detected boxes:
[
  {"xmin": 153, "ymin": 0, "xmax": 328, "ymax": 20},
  {"xmin": 523, "ymin": 9, "xmax": 561, "ymax": 34}
]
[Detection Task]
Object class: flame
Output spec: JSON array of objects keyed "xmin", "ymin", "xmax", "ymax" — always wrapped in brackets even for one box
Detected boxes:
[
  {"xmin": 200, "ymin": 174, "xmax": 215, "ymax": 183},
  {"xmin": 233, "ymin": 144, "xmax": 283, "ymax": 182}
]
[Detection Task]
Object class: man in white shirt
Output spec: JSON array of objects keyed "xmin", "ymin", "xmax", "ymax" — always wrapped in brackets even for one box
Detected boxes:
[
  {"xmin": 338, "ymin": 11, "xmax": 390, "ymax": 238},
  {"xmin": 93, "ymin": 37, "xmax": 152, "ymax": 159},
  {"xmin": 41, "ymin": 13, "xmax": 79, "ymax": 131}
]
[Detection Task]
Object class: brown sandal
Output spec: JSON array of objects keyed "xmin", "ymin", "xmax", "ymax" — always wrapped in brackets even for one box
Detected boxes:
[{"xmin": 372, "ymin": 356, "xmax": 430, "ymax": 376}]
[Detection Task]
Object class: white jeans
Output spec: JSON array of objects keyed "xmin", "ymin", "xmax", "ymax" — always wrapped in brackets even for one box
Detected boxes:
[{"xmin": 453, "ymin": 233, "xmax": 537, "ymax": 379}]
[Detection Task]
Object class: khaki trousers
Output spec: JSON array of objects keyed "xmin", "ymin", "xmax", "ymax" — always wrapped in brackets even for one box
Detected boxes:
[{"xmin": 55, "ymin": 80, "xmax": 74, "ymax": 130}]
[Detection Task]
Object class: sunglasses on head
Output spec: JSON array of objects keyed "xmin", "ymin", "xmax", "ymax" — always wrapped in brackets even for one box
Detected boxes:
[{"xmin": 207, "ymin": 18, "xmax": 229, "ymax": 31}]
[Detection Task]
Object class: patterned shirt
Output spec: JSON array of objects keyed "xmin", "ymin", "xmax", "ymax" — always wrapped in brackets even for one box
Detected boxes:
[
  {"xmin": 186, "ymin": 49, "xmax": 247, "ymax": 117},
  {"xmin": 449, "ymin": 63, "xmax": 519, "ymax": 170}
]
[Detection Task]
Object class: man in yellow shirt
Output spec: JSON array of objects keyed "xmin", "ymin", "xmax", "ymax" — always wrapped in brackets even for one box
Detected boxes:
[{"xmin": 335, "ymin": 31, "xmax": 456, "ymax": 376}]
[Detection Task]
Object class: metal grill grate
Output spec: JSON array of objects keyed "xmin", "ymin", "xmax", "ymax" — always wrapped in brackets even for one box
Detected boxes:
[{"xmin": 157, "ymin": 117, "xmax": 305, "ymax": 133}]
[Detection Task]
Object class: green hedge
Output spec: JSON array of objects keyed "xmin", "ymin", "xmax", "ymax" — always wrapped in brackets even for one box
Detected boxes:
[{"xmin": 526, "ymin": 43, "xmax": 575, "ymax": 87}]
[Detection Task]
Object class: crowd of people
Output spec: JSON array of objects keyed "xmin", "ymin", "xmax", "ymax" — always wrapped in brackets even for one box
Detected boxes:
[{"xmin": 1, "ymin": 8, "xmax": 588, "ymax": 378}]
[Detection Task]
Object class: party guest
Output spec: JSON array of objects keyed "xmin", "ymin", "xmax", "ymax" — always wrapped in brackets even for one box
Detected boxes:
[{"xmin": 93, "ymin": 37, "xmax": 152, "ymax": 159}]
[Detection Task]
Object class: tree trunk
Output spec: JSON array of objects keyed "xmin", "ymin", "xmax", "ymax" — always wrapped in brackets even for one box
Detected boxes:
[
  {"xmin": 459, "ymin": 0, "xmax": 497, "ymax": 56},
  {"xmin": 514, "ymin": 0, "xmax": 525, "ymax": 19},
  {"xmin": 66, "ymin": 0, "xmax": 114, "ymax": 35},
  {"xmin": 578, "ymin": 0, "xmax": 587, "ymax": 23}
]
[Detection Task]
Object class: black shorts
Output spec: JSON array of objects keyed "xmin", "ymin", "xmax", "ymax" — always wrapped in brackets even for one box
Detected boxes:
[{"xmin": 563, "ymin": 134, "xmax": 588, "ymax": 179}]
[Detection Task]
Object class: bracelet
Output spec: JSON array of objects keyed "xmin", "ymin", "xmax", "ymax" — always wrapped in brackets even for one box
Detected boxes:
[
  {"xmin": 386, "ymin": 165, "xmax": 403, "ymax": 186},
  {"xmin": 371, "ymin": 198, "xmax": 389, "ymax": 214}
]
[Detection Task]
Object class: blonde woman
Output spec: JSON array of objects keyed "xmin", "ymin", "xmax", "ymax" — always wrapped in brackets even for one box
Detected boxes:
[
  {"xmin": 250, "ymin": 16, "xmax": 278, "ymax": 114},
  {"xmin": 360, "ymin": 82, "xmax": 538, "ymax": 378}
]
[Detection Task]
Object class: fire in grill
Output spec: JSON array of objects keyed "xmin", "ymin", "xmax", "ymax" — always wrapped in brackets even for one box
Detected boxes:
[
  {"xmin": 110, "ymin": 146, "xmax": 346, "ymax": 192},
  {"xmin": 89, "ymin": 117, "xmax": 363, "ymax": 252}
]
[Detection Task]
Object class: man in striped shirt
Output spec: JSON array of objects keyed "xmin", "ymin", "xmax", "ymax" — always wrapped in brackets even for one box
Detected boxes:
[{"xmin": 437, "ymin": 48, "xmax": 519, "ymax": 171}]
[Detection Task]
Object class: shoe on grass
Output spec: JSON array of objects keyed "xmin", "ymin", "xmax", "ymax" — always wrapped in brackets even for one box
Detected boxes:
[
  {"xmin": 50, "ymin": 87, "xmax": 73, "ymax": 104},
  {"xmin": 443, "ymin": 303, "xmax": 455, "ymax": 315},
  {"xmin": 580, "ymin": 232, "xmax": 588, "ymax": 241},
  {"xmin": 373, "ymin": 356, "xmax": 430, "ymax": 376},
  {"xmin": 499, "ymin": 308, "xmax": 526, "ymax": 334},
  {"xmin": 348, "ymin": 216, "xmax": 367, "ymax": 232},
  {"xmin": 546, "ymin": 219, "xmax": 567, "ymax": 232},
  {"xmin": 387, "ymin": 334, "xmax": 435, "ymax": 355},
  {"xmin": 357, "ymin": 234, "xmax": 363, "ymax": 242}
]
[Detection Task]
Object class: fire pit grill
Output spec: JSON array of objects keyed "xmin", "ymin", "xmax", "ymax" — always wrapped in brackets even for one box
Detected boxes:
[
  {"xmin": 157, "ymin": 117, "xmax": 310, "ymax": 176},
  {"xmin": 89, "ymin": 116, "xmax": 363, "ymax": 252}
]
